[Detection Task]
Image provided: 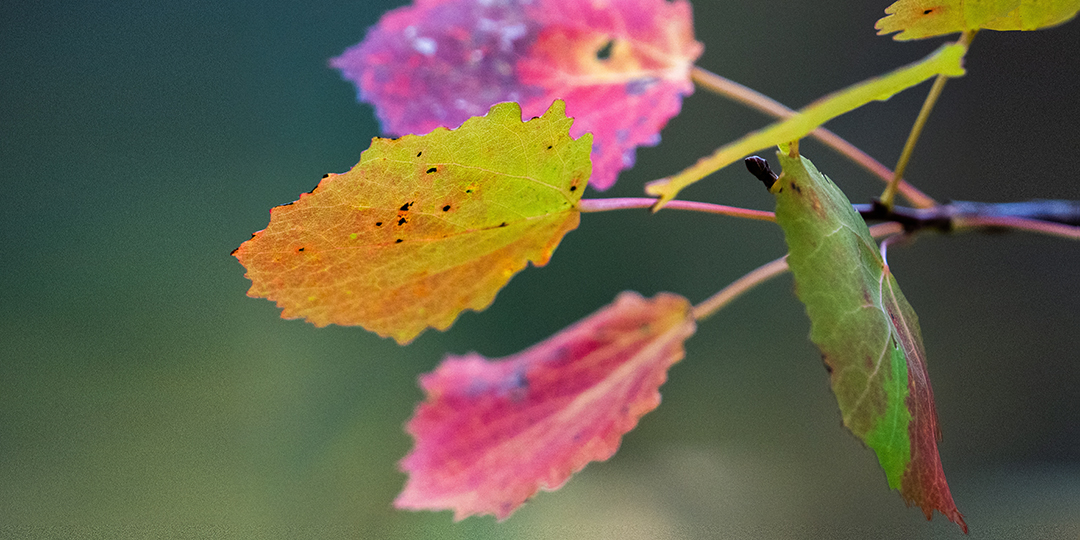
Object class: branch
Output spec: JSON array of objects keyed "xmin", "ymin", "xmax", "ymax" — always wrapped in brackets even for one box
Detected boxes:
[
  {"xmin": 855, "ymin": 200, "xmax": 1080, "ymax": 239},
  {"xmin": 691, "ymin": 66, "xmax": 937, "ymax": 208},
  {"xmin": 578, "ymin": 198, "xmax": 775, "ymax": 222}
]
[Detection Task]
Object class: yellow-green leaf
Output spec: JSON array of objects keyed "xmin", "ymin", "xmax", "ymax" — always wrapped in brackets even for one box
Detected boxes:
[
  {"xmin": 234, "ymin": 100, "xmax": 592, "ymax": 344},
  {"xmin": 645, "ymin": 43, "xmax": 966, "ymax": 209},
  {"xmin": 876, "ymin": 0, "xmax": 1080, "ymax": 40}
]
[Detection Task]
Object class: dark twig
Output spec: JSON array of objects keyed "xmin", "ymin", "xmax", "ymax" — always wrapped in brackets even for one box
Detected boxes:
[{"xmin": 854, "ymin": 200, "xmax": 1080, "ymax": 233}]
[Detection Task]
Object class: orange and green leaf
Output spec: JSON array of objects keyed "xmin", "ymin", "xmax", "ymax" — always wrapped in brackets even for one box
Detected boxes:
[
  {"xmin": 877, "ymin": 0, "xmax": 1080, "ymax": 40},
  {"xmin": 233, "ymin": 100, "xmax": 591, "ymax": 344},
  {"xmin": 396, "ymin": 291, "xmax": 696, "ymax": 520}
]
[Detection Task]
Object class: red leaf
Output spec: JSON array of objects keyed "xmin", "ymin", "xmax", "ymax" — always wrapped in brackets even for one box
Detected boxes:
[
  {"xmin": 395, "ymin": 292, "xmax": 696, "ymax": 520},
  {"xmin": 331, "ymin": 0, "xmax": 702, "ymax": 190}
]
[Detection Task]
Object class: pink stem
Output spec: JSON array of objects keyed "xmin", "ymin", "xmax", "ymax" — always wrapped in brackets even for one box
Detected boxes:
[{"xmin": 578, "ymin": 197, "xmax": 775, "ymax": 222}]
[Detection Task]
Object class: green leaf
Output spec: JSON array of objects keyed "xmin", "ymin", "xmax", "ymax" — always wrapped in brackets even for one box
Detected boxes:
[
  {"xmin": 234, "ymin": 100, "xmax": 591, "ymax": 344},
  {"xmin": 768, "ymin": 149, "xmax": 967, "ymax": 533},
  {"xmin": 645, "ymin": 43, "xmax": 966, "ymax": 208},
  {"xmin": 877, "ymin": 0, "xmax": 1080, "ymax": 40}
]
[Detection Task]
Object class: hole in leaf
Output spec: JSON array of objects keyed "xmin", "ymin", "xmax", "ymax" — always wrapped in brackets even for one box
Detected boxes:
[
  {"xmin": 442, "ymin": 205, "xmax": 451, "ymax": 211},
  {"xmin": 596, "ymin": 39, "xmax": 615, "ymax": 60},
  {"xmin": 426, "ymin": 167, "xmax": 437, "ymax": 174}
]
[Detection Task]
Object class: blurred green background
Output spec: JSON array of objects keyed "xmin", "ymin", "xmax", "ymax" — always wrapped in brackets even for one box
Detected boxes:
[{"xmin": 3, "ymin": 1, "xmax": 1079, "ymax": 538}]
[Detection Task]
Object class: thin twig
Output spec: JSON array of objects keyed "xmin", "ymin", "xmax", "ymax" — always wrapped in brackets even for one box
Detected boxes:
[
  {"xmin": 691, "ymin": 255, "xmax": 789, "ymax": 321},
  {"xmin": 691, "ymin": 222, "xmax": 904, "ymax": 322},
  {"xmin": 578, "ymin": 197, "xmax": 775, "ymax": 222},
  {"xmin": 880, "ymin": 30, "xmax": 976, "ymax": 208},
  {"xmin": 856, "ymin": 199, "xmax": 1080, "ymax": 239},
  {"xmin": 953, "ymin": 215, "xmax": 1080, "ymax": 240},
  {"xmin": 691, "ymin": 66, "xmax": 937, "ymax": 208},
  {"xmin": 880, "ymin": 73, "xmax": 949, "ymax": 208}
]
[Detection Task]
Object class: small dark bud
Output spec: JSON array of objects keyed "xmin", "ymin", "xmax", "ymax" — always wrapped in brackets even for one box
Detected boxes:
[{"xmin": 744, "ymin": 156, "xmax": 777, "ymax": 190}]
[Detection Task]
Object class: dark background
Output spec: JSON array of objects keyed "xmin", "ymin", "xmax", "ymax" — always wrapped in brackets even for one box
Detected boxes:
[{"xmin": 2, "ymin": 1, "xmax": 1078, "ymax": 538}]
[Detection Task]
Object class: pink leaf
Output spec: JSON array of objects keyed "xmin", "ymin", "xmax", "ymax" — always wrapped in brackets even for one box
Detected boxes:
[
  {"xmin": 331, "ymin": 0, "xmax": 703, "ymax": 190},
  {"xmin": 395, "ymin": 291, "xmax": 696, "ymax": 520}
]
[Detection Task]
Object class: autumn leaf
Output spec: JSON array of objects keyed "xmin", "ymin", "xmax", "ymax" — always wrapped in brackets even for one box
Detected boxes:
[
  {"xmin": 876, "ymin": 0, "xmax": 1080, "ymax": 40},
  {"xmin": 233, "ymin": 100, "xmax": 591, "ymax": 344},
  {"xmin": 767, "ymin": 149, "xmax": 967, "ymax": 532},
  {"xmin": 645, "ymin": 42, "xmax": 966, "ymax": 209},
  {"xmin": 395, "ymin": 291, "xmax": 696, "ymax": 520},
  {"xmin": 330, "ymin": 0, "xmax": 702, "ymax": 190}
]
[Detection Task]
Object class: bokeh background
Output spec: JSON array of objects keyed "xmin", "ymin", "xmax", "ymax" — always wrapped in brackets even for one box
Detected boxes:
[{"xmin": 3, "ymin": 1, "xmax": 1079, "ymax": 538}]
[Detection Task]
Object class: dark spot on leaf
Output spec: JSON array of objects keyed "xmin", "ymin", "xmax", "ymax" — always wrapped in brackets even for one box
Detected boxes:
[
  {"xmin": 426, "ymin": 167, "xmax": 437, "ymax": 174},
  {"xmin": 923, "ymin": 9, "xmax": 933, "ymax": 15},
  {"xmin": 442, "ymin": 204, "xmax": 451, "ymax": 211},
  {"xmin": 547, "ymin": 145, "xmax": 553, "ymax": 150},
  {"xmin": 395, "ymin": 239, "xmax": 403, "ymax": 243},
  {"xmin": 297, "ymin": 247, "xmax": 305, "ymax": 252},
  {"xmin": 569, "ymin": 185, "xmax": 577, "ymax": 192},
  {"xmin": 790, "ymin": 181, "xmax": 802, "ymax": 194},
  {"xmin": 375, "ymin": 221, "xmax": 383, "ymax": 227},
  {"xmin": 499, "ymin": 222, "xmax": 508, "ymax": 227},
  {"xmin": 625, "ymin": 77, "xmax": 659, "ymax": 95},
  {"xmin": 398, "ymin": 217, "xmax": 408, "ymax": 226},
  {"xmin": 416, "ymin": 151, "xmax": 422, "ymax": 157},
  {"xmin": 400, "ymin": 202, "xmax": 413, "ymax": 211},
  {"xmin": 465, "ymin": 189, "xmax": 473, "ymax": 194},
  {"xmin": 596, "ymin": 38, "xmax": 614, "ymax": 60},
  {"xmin": 506, "ymin": 370, "xmax": 529, "ymax": 402}
]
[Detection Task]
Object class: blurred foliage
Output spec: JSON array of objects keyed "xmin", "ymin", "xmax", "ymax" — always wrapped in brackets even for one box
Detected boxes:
[{"xmin": 1, "ymin": 0, "xmax": 1078, "ymax": 537}]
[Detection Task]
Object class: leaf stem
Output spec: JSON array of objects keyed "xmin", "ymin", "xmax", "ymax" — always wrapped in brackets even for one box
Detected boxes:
[
  {"xmin": 879, "ymin": 74, "xmax": 948, "ymax": 208},
  {"xmin": 688, "ymin": 194, "xmax": 1078, "ymax": 323},
  {"xmin": 649, "ymin": 44, "xmax": 965, "ymax": 209},
  {"xmin": 691, "ymin": 67, "xmax": 936, "ymax": 208},
  {"xmin": 691, "ymin": 222, "xmax": 904, "ymax": 322},
  {"xmin": 953, "ymin": 215, "xmax": 1080, "ymax": 240},
  {"xmin": 879, "ymin": 30, "xmax": 976, "ymax": 209},
  {"xmin": 690, "ymin": 255, "xmax": 788, "ymax": 321},
  {"xmin": 578, "ymin": 197, "xmax": 775, "ymax": 222}
]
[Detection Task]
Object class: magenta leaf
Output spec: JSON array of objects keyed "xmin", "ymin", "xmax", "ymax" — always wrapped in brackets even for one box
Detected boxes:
[
  {"xmin": 395, "ymin": 291, "xmax": 696, "ymax": 520},
  {"xmin": 331, "ymin": 0, "xmax": 703, "ymax": 190}
]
